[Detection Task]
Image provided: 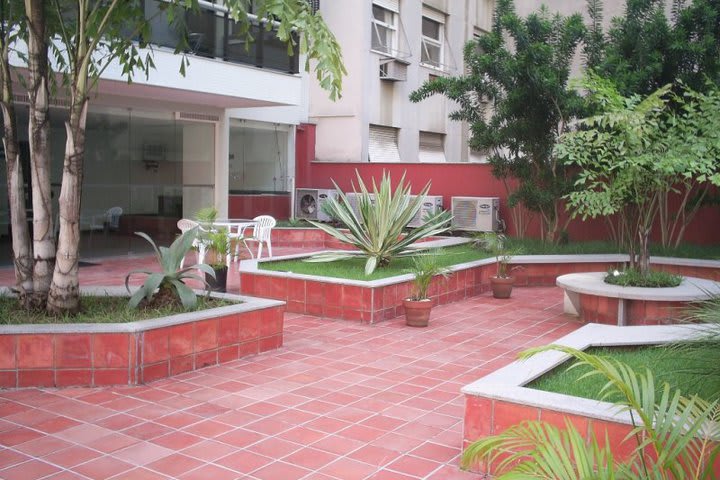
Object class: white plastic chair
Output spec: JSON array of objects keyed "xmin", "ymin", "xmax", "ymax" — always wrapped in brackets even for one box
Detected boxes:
[
  {"xmin": 177, "ymin": 218, "xmax": 206, "ymax": 268},
  {"xmin": 246, "ymin": 215, "xmax": 276, "ymax": 259},
  {"xmin": 87, "ymin": 206, "xmax": 123, "ymax": 232}
]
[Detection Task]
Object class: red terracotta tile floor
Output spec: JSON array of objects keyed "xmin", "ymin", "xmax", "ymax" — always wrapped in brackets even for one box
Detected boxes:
[{"xmin": 0, "ymin": 255, "xmax": 581, "ymax": 479}]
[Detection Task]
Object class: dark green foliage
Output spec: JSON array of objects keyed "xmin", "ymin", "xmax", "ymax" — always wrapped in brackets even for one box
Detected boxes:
[
  {"xmin": 604, "ymin": 268, "xmax": 683, "ymax": 287},
  {"xmin": 410, "ymin": 0, "xmax": 586, "ymax": 243},
  {"xmin": 587, "ymin": 0, "xmax": 720, "ymax": 96}
]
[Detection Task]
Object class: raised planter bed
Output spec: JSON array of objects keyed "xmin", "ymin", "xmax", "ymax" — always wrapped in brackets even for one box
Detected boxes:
[
  {"xmin": 461, "ymin": 323, "xmax": 719, "ymax": 475},
  {"xmin": 240, "ymin": 252, "xmax": 719, "ymax": 323},
  {"xmin": 0, "ymin": 287, "xmax": 285, "ymax": 388},
  {"xmin": 558, "ymin": 272, "xmax": 720, "ymax": 325}
]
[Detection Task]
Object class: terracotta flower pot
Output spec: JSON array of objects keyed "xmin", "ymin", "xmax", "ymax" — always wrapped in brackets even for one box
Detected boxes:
[
  {"xmin": 403, "ymin": 298, "xmax": 433, "ymax": 327},
  {"xmin": 490, "ymin": 276, "xmax": 515, "ymax": 299}
]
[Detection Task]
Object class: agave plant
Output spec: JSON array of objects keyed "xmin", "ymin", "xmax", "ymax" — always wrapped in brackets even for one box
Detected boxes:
[
  {"xmin": 306, "ymin": 171, "xmax": 452, "ymax": 275},
  {"xmin": 462, "ymin": 345, "xmax": 720, "ymax": 479},
  {"xmin": 124, "ymin": 228, "xmax": 215, "ymax": 309}
]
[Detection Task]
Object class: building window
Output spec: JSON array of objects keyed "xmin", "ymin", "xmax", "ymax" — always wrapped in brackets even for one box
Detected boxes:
[
  {"xmin": 371, "ymin": 1, "xmax": 398, "ymax": 55},
  {"xmin": 419, "ymin": 131, "xmax": 445, "ymax": 163},
  {"xmin": 421, "ymin": 8, "xmax": 444, "ymax": 69},
  {"xmin": 369, "ymin": 125, "xmax": 401, "ymax": 162}
]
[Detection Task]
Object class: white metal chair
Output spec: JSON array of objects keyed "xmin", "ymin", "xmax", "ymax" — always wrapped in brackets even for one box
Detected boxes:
[
  {"xmin": 177, "ymin": 218, "xmax": 206, "ymax": 268},
  {"xmin": 246, "ymin": 215, "xmax": 276, "ymax": 259}
]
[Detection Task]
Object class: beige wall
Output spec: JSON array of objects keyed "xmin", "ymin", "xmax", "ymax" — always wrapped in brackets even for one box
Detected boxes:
[{"xmin": 310, "ymin": 0, "xmax": 496, "ymax": 164}]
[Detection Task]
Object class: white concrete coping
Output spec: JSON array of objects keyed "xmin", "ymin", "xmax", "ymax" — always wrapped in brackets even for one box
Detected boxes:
[
  {"xmin": 509, "ymin": 254, "xmax": 628, "ymax": 264},
  {"xmin": 557, "ymin": 272, "xmax": 720, "ymax": 302},
  {"xmin": 0, "ymin": 286, "xmax": 285, "ymax": 334},
  {"xmin": 461, "ymin": 323, "xmax": 713, "ymax": 426}
]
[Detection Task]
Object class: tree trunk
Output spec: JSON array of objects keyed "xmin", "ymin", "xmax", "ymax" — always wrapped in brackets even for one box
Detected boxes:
[
  {"xmin": 0, "ymin": 52, "xmax": 33, "ymax": 300},
  {"xmin": 47, "ymin": 99, "xmax": 87, "ymax": 315},
  {"xmin": 637, "ymin": 226, "xmax": 651, "ymax": 277},
  {"xmin": 25, "ymin": 0, "xmax": 54, "ymax": 307}
]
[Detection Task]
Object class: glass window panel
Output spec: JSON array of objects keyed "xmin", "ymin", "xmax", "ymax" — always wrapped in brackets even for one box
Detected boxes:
[
  {"xmin": 422, "ymin": 42, "xmax": 441, "ymax": 66},
  {"xmin": 422, "ymin": 17, "xmax": 440, "ymax": 40},
  {"xmin": 229, "ymin": 123, "xmax": 289, "ymax": 193},
  {"xmin": 372, "ymin": 5, "xmax": 392, "ymax": 23}
]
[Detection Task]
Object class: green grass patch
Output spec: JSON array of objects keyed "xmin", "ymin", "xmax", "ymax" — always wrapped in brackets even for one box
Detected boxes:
[
  {"xmin": 0, "ymin": 296, "xmax": 235, "ymax": 325},
  {"xmin": 260, "ymin": 244, "xmax": 493, "ymax": 281},
  {"xmin": 604, "ymin": 268, "xmax": 682, "ymax": 288},
  {"xmin": 529, "ymin": 345, "xmax": 720, "ymax": 402}
]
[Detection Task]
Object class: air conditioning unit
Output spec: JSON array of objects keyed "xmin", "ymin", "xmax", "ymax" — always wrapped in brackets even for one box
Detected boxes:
[
  {"xmin": 295, "ymin": 188, "xmax": 337, "ymax": 222},
  {"xmin": 379, "ymin": 59, "xmax": 408, "ymax": 82},
  {"xmin": 408, "ymin": 195, "xmax": 444, "ymax": 228},
  {"xmin": 344, "ymin": 192, "xmax": 376, "ymax": 218},
  {"xmin": 451, "ymin": 197, "xmax": 500, "ymax": 231}
]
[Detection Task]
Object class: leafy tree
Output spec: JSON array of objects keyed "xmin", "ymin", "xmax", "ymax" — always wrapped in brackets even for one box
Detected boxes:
[
  {"xmin": 556, "ymin": 75, "xmax": 720, "ymax": 276},
  {"xmin": 2, "ymin": 0, "xmax": 345, "ymax": 314},
  {"xmin": 585, "ymin": 0, "xmax": 720, "ymax": 247},
  {"xmin": 586, "ymin": 0, "xmax": 720, "ymax": 97},
  {"xmin": 410, "ymin": 0, "xmax": 585, "ymax": 243}
]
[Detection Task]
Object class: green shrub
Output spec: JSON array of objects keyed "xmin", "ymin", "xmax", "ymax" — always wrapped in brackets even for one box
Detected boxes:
[
  {"xmin": 125, "ymin": 228, "xmax": 214, "ymax": 309},
  {"xmin": 604, "ymin": 268, "xmax": 682, "ymax": 288}
]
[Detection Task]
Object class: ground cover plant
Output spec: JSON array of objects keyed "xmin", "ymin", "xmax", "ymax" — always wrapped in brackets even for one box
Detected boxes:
[
  {"xmin": 463, "ymin": 344, "xmax": 720, "ymax": 479},
  {"xmin": 605, "ymin": 268, "xmax": 683, "ymax": 288},
  {"xmin": 262, "ymin": 244, "xmax": 489, "ymax": 281},
  {"xmin": 0, "ymin": 295, "xmax": 232, "ymax": 325},
  {"xmin": 306, "ymin": 172, "xmax": 452, "ymax": 275},
  {"xmin": 529, "ymin": 345, "xmax": 720, "ymax": 402}
]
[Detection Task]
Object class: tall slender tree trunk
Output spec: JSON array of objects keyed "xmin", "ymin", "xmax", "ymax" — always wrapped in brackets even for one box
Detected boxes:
[
  {"xmin": 48, "ymin": 97, "xmax": 87, "ymax": 314},
  {"xmin": 0, "ymin": 49, "xmax": 33, "ymax": 301},
  {"xmin": 25, "ymin": 0, "xmax": 54, "ymax": 307}
]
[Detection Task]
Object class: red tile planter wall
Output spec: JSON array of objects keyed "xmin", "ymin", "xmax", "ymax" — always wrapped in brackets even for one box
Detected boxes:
[
  {"xmin": 241, "ymin": 255, "xmax": 718, "ymax": 323},
  {"xmin": 463, "ymin": 397, "xmax": 643, "ymax": 473},
  {"xmin": 461, "ymin": 324, "xmax": 720, "ymax": 476},
  {"xmin": 0, "ymin": 298, "xmax": 285, "ymax": 389},
  {"xmin": 240, "ymin": 259, "xmax": 622, "ymax": 323},
  {"xmin": 575, "ymin": 294, "xmax": 687, "ymax": 326}
]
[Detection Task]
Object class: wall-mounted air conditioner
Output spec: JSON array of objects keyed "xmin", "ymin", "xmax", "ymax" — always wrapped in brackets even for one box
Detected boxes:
[
  {"xmin": 295, "ymin": 188, "xmax": 337, "ymax": 222},
  {"xmin": 451, "ymin": 197, "xmax": 500, "ymax": 231},
  {"xmin": 379, "ymin": 59, "xmax": 408, "ymax": 82},
  {"xmin": 408, "ymin": 195, "xmax": 444, "ymax": 228}
]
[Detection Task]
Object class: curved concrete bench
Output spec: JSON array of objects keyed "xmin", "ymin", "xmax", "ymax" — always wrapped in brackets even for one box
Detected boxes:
[{"xmin": 557, "ymin": 272, "xmax": 720, "ymax": 326}]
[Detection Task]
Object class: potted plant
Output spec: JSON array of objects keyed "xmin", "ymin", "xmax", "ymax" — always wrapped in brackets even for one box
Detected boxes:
[
  {"xmin": 204, "ymin": 229, "xmax": 230, "ymax": 292},
  {"xmin": 403, "ymin": 251, "xmax": 451, "ymax": 327},
  {"xmin": 474, "ymin": 232, "xmax": 516, "ymax": 299}
]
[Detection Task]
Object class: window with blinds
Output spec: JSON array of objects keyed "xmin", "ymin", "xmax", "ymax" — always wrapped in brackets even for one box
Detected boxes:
[
  {"xmin": 368, "ymin": 125, "xmax": 401, "ymax": 162},
  {"xmin": 419, "ymin": 131, "xmax": 446, "ymax": 163}
]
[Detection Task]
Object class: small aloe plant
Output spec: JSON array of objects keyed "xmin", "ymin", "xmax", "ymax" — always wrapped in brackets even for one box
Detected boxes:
[{"xmin": 125, "ymin": 227, "xmax": 215, "ymax": 309}]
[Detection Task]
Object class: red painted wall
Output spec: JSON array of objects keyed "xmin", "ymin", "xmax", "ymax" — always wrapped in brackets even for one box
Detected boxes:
[
  {"xmin": 228, "ymin": 194, "xmax": 290, "ymax": 220},
  {"xmin": 295, "ymin": 124, "xmax": 720, "ymax": 244}
]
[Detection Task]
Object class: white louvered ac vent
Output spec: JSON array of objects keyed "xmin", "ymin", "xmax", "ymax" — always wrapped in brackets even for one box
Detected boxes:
[
  {"xmin": 451, "ymin": 196, "xmax": 499, "ymax": 231},
  {"xmin": 174, "ymin": 111, "xmax": 220, "ymax": 123}
]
